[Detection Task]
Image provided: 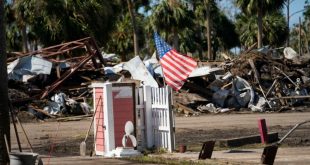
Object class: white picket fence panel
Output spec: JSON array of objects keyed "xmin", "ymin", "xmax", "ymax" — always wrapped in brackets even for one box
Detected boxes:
[
  {"xmin": 135, "ymin": 87, "xmax": 146, "ymax": 151},
  {"xmin": 142, "ymin": 86, "xmax": 175, "ymax": 152}
]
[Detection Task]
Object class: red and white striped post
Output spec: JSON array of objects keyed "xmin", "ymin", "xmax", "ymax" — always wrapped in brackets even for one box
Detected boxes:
[{"xmin": 258, "ymin": 118, "xmax": 268, "ymax": 144}]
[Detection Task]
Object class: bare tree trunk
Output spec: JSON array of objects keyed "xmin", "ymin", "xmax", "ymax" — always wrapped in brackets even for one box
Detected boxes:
[
  {"xmin": 22, "ymin": 26, "xmax": 28, "ymax": 52},
  {"xmin": 127, "ymin": 0, "xmax": 139, "ymax": 56},
  {"xmin": 0, "ymin": 0, "xmax": 10, "ymax": 164},
  {"xmin": 257, "ymin": 7, "xmax": 263, "ymax": 48},
  {"xmin": 172, "ymin": 27, "xmax": 179, "ymax": 51},
  {"xmin": 302, "ymin": 29, "xmax": 310, "ymax": 54},
  {"xmin": 205, "ymin": 0, "xmax": 212, "ymax": 60},
  {"xmin": 198, "ymin": 25, "xmax": 203, "ymax": 60},
  {"xmin": 198, "ymin": 45, "xmax": 203, "ymax": 60}
]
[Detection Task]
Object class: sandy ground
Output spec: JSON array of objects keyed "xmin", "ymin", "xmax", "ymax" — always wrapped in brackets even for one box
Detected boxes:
[
  {"xmin": 176, "ymin": 112, "xmax": 310, "ymax": 147},
  {"xmin": 9, "ymin": 111, "xmax": 310, "ymax": 164},
  {"xmin": 159, "ymin": 147, "xmax": 310, "ymax": 165}
]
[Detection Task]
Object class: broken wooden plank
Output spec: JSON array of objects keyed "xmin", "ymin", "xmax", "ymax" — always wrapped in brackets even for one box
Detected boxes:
[
  {"xmin": 218, "ymin": 132, "xmax": 278, "ymax": 147},
  {"xmin": 56, "ymin": 55, "xmax": 61, "ymax": 78},
  {"xmin": 29, "ymin": 105, "xmax": 55, "ymax": 118},
  {"xmin": 271, "ymin": 95, "xmax": 310, "ymax": 100},
  {"xmin": 248, "ymin": 59, "xmax": 260, "ymax": 83},
  {"xmin": 248, "ymin": 59, "xmax": 272, "ymax": 108},
  {"xmin": 56, "ymin": 114, "xmax": 92, "ymax": 122},
  {"xmin": 183, "ymin": 81, "xmax": 213, "ymax": 98},
  {"xmin": 266, "ymin": 79, "xmax": 278, "ymax": 97},
  {"xmin": 174, "ymin": 101, "xmax": 198, "ymax": 115}
]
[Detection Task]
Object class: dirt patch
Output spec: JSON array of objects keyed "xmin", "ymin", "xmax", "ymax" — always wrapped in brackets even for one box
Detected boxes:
[
  {"xmin": 10, "ymin": 112, "xmax": 310, "ymax": 158},
  {"xmin": 176, "ymin": 125, "xmax": 310, "ymax": 148},
  {"xmin": 16, "ymin": 111, "xmax": 40, "ymax": 123}
]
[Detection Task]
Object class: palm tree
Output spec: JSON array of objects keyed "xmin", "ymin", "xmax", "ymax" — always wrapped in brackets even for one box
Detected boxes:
[
  {"xmin": 106, "ymin": 0, "xmax": 149, "ymax": 61},
  {"xmin": 106, "ymin": 13, "xmax": 135, "ymax": 61},
  {"xmin": 193, "ymin": 0, "xmax": 239, "ymax": 60},
  {"xmin": 12, "ymin": 0, "xmax": 119, "ymax": 47},
  {"xmin": 127, "ymin": 0, "xmax": 139, "ymax": 56},
  {"xmin": 235, "ymin": 11, "xmax": 288, "ymax": 49},
  {"xmin": 235, "ymin": 0, "xmax": 286, "ymax": 48},
  {"xmin": 149, "ymin": 0, "xmax": 193, "ymax": 50},
  {"xmin": 13, "ymin": 0, "xmax": 30, "ymax": 52},
  {"xmin": 5, "ymin": 2, "xmax": 22, "ymax": 51},
  {"xmin": 290, "ymin": 20, "xmax": 310, "ymax": 55},
  {"xmin": 0, "ymin": 0, "xmax": 10, "ymax": 164},
  {"xmin": 211, "ymin": 11, "xmax": 240, "ymax": 58}
]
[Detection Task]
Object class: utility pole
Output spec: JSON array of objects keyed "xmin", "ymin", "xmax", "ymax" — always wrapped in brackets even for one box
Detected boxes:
[
  {"xmin": 287, "ymin": 0, "xmax": 309, "ymax": 48},
  {"xmin": 286, "ymin": 0, "xmax": 290, "ymax": 47},
  {"xmin": 299, "ymin": 17, "xmax": 302, "ymax": 56}
]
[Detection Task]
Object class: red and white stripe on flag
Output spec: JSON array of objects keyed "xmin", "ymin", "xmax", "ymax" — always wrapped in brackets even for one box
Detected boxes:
[{"xmin": 160, "ymin": 49, "xmax": 197, "ymax": 90}]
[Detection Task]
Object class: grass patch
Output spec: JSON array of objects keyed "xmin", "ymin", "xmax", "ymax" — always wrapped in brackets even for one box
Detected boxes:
[
  {"xmin": 182, "ymin": 143, "xmax": 267, "ymax": 152},
  {"xmin": 126, "ymin": 155, "xmax": 216, "ymax": 165}
]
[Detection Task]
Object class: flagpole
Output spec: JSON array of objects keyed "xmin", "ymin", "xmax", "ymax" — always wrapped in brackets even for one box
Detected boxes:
[
  {"xmin": 156, "ymin": 50, "xmax": 167, "ymax": 87},
  {"xmin": 154, "ymin": 32, "xmax": 197, "ymax": 92}
]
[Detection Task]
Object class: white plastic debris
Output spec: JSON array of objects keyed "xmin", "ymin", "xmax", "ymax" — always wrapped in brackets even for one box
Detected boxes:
[
  {"xmin": 124, "ymin": 56, "xmax": 158, "ymax": 87},
  {"xmin": 284, "ymin": 47, "xmax": 298, "ymax": 60}
]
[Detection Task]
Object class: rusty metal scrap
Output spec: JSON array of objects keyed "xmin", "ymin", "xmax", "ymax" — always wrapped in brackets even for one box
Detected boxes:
[
  {"xmin": 7, "ymin": 37, "xmax": 106, "ymax": 99},
  {"xmin": 7, "ymin": 37, "xmax": 105, "ymax": 64},
  {"xmin": 40, "ymin": 54, "xmax": 94, "ymax": 99}
]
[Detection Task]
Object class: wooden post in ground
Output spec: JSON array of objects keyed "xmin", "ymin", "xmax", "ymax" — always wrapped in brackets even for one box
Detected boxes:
[{"xmin": 258, "ymin": 119, "xmax": 268, "ymax": 144}]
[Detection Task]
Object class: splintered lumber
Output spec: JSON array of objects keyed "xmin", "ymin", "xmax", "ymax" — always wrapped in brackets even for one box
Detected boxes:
[
  {"xmin": 174, "ymin": 101, "xmax": 198, "ymax": 115},
  {"xmin": 276, "ymin": 90, "xmax": 287, "ymax": 106},
  {"xmin": 220, "ymin": 52, "xmax": 232, "ymax": 60},
  {"xmin": 29, "ymin": 105, "xmax": 55, "ymax": 118},
  {"xmin": 221, "ymin": 82, "xmax": 232, "ymax": 90},
  {"xmin": 56, "ymin": 114, "xmax": 92, "ymax": 122},
  {"xmin": 183, "ymin": 81, "xmax": 213, "ymax": 98},
  {"xmin": 241, "ymin": 42, "xmax": 257, "ymax": 55},
  {"xmin": 271, "ymin": 95, "xmax": 310, "ymax": 100},
  {"xmin": 266, "ymin": 79, "xmax": 278, "ymax": 97},
  {"xmin": 248, "ymin": 59, "xmax": 272, "ymax": 108},
  {"xmin": 218, "ymin": 132, "xmax": 278, "ymax": 147},
  {"xmin": 248, "ymin": 59, "xmax": 261, "ymax": 83}
]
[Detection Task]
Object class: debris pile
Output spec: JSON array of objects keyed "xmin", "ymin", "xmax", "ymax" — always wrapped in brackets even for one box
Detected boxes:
[
  {"xmin": 8, "ymin": 37, "xmax": 310, "ymax": 119},
  {"xmin": 177, "ymin": 47, "xmax": 310, "ymax": 115},
  {"xmin": 8, "ymin": 37, "xmax": 107, "ymax": 120}
]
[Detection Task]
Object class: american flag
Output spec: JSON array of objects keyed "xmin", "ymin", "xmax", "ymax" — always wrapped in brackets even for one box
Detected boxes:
[{"xmin": 154, "ymin": 32, "xmax": 197, "ymax": 90}]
